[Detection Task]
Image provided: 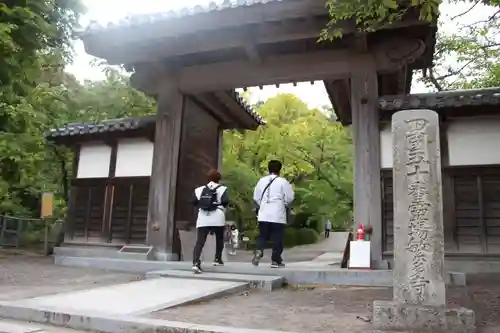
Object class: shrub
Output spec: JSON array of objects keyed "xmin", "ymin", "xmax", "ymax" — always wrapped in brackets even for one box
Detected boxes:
[
  {"xmin": 284, "ymin": 227, "xmax": 298, "ymax": 248},
  {"xmin": 296, "ymin": 228, "xmax": 319, "ymax": 246}
]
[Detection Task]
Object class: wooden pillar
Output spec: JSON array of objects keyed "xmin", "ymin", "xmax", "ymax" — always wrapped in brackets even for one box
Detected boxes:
[
  {"xmin": 217, "ymin": 127, "xmax": 223, "ymax": 171},
  {"xmin": 65, "ymin": 145, "xmax": 80, "ymax": 242},
  {"xmin": 350, "ymin": 55, "xmax": 383, "ymax": 267},
  {"xmin": 146, "ymin": 80, "xmax": 185, "ymax": 260}
]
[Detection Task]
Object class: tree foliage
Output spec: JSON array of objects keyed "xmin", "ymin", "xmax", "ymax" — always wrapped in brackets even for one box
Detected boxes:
[
  {"xmin": 223, "ymin": 94, "xmax": 353, "ymax": 232},
  {"xmin": 420, "ymin": 2, "xmax": 500, "ymax": 90}
]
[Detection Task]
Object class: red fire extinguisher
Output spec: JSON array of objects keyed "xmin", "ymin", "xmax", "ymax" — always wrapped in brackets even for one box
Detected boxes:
[{"xmin": 357, "ymin": 224, "xmax": 365, "ymax": 241}]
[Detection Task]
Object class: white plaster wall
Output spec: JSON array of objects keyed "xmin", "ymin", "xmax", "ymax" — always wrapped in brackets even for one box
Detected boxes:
[
  {"xmin": 115, "ymin": 138, "xmax": 154, "ymax": 177},
  {"xmin": 380, "ymin": 124, "xmax": 393, "ymax": 169},
  {"xmin": 77, "ymin": 143, "xmax": 111, "ymax": 178},
  {"xmin": 448, "ymin": 117, "xmax": 500, "ymax": 166}
]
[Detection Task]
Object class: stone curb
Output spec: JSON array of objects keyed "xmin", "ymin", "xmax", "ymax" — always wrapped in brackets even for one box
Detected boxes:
[
  {"xmin": 146, "ymin": 270, "xmax": 285, "ymax": 292},
  {"xmin": 0, "ymin": 303, "xmax": 292, "ymax": 333},
  {"xmin": 54, "ymin": 256, "xmax": 394, "ymax": 287}
]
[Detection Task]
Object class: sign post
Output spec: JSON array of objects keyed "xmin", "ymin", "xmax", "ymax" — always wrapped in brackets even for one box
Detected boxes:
[{"xmin": 41, "ymin": 192, "xmax": 53, "ymax": 255}]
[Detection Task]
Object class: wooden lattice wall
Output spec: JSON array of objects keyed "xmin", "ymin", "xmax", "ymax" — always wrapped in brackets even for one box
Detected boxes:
[{"xmin": 382, "ymin": 167, "xmax": 500, "ymax": 255}]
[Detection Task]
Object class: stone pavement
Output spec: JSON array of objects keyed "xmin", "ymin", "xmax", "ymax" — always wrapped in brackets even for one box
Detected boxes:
[
  {"xmin": 5, "ymin": 277, "xmax": 248, "ymax": 316},
  {"xmin": 0, "ymin": 319, "xmax": 86, "ymax": 333}
]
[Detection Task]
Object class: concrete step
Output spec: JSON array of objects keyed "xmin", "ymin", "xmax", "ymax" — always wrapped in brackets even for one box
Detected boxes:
[
  {"xmin": 0, "ymin": 304, "xmax": 292, "ymax": 333},
  {"xmin": 53, "ymin": 246, "xmax": 152, "ymax": 261},
  {"xmin": 147, "ymin": 269, "xmax": 285, "ymax": 291}
]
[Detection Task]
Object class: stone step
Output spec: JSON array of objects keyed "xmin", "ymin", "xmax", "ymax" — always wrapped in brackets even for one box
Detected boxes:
[
  {"xmin": 146, "ymin": 269, "xmax": 285, "ymax": 291},
  {"xmin": 0, "ymin": 305, "xmax": 292, "ymax": 333},
  {"xmin": 6, "ymin": 278, "xmax": 248, "ymax": 316},
  {"xmin": 54, "ymin": 246, "xmax": 152, "ymax": 261}
]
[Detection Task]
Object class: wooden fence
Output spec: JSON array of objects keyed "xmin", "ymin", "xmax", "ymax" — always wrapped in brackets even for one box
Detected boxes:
[{"xmin": 0, "ymin": 215, "xmax": 63, "ymax": 255}]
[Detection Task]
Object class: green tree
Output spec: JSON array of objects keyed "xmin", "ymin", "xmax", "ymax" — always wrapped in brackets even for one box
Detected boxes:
[
  {"xmin": 222, "ymin": 94, "xmax": 353, "ymax": 235},
  {"xmin": 0, "ymin": 0, "xmax": 83, "ymax": 215}
]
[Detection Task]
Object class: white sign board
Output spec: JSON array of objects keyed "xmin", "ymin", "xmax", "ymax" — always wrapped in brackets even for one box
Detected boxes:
[{"xmin": 348, "ymin": 240, "xmax": 371, "ymax": 269}]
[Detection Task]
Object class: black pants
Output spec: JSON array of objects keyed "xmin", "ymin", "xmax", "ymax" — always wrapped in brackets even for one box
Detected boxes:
[
  {"xmin": 325, "ymin": 229, "xmax": 330, "ymax": 238},
  {"xmin": 256, "ymin": 222, "xmax": 285, "ymax": 263},
  {"xmin": 192, "ymin": 226, "xmax": 224, "ymax": 265}
]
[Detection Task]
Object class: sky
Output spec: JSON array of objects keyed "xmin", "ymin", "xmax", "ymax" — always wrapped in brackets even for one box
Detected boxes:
[{"xmin": 67, "ymin": 0, "xmax": 492, "ymax": 109}]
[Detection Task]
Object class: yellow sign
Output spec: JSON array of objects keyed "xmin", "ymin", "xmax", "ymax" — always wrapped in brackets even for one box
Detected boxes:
[{"xmin": 41, "ymin": 192, "xmax": 53, "ymax": 218}]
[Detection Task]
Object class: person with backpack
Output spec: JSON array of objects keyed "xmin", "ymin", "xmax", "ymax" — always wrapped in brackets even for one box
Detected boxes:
[
  {"xmin": 252, "ymin": 160, "xmax": 294, "ymax": 268},
  {"xmin": 191, "ymin": 169, "xmax": 229, "ymax": 273}
]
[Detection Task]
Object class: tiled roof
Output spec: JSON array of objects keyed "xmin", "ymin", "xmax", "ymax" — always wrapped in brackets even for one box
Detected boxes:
[
  {"xmin": 48, "ymin": 91, "xmax": 264, "ymax": 139},
  {"xmin": 47, "ymin": 115, "xmax": 157, "ymax": 139},
  {"xmin": 379, "ymin": 87, "xmax": 500, "ymax": 111},
  {"xmin": 82, "ymin": 0, "xmax": 282, "ymax": 36},
  {"xmin": 231, "ymin": 90, "xmax": 266, "ymax": 125}
]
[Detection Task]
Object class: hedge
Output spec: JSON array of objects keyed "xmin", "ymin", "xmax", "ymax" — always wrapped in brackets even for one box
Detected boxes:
[{"xmin": 295, "ymin": 228, "xmax": 319, "ymax": 245}]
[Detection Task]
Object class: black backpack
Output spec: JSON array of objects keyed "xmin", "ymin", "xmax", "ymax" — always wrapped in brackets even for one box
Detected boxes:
[{"xmin": 197, "ymin": 185, "xmax": 221, "ymax": 212}]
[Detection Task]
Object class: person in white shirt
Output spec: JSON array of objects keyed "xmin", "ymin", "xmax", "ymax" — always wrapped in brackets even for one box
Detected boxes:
[
  {"xmin": 252, "ymin": 160, "xmax": 294, "ymax": 268},
  {"xmin": 191, "ymin": 169, "xmax": 229, "ymax": 273}
]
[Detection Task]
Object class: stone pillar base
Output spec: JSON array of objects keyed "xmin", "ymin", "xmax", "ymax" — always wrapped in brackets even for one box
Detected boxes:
[
  {"xmin": 371, "ymin": 259, "xmax": 390, "ymax": 270},
  {"xmin": 372, "ymin": 300, "xmax": 475, "ymax": 333}
]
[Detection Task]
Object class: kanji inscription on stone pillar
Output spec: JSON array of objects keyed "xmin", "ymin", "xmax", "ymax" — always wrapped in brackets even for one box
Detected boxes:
[{"xmin": 392, "ymin": 109, "xmax": 445, "ymax": 307}]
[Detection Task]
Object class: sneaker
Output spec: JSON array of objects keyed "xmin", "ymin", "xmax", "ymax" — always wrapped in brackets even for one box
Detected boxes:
[
  {"xmin": 213, "ymin": 258, "xmax": 224, "ymax": 266},
  {"xmin": 252, "ymin": 251, "xmax": 263, "ymax": 266},
  {"xmin": 192, "ymin": 263, "xmax": 203, "ymax": 274},
  {"xmin": 271, "ymin": 261, "xmax": 285, "ymax": 268}
]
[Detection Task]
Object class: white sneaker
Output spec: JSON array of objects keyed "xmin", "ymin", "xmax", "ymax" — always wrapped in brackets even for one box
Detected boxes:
[{"xmin": 192, "ymin": 264, "xmax": 203, "ymax": 274}]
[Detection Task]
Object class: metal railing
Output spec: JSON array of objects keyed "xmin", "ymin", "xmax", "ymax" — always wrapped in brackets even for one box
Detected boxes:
[{"xmin": 0, "ymin": 215, "xmax": 63, "ymax": 255}]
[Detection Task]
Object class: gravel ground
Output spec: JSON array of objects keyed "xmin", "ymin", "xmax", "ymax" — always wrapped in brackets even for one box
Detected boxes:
[
  {"xmin": 0, "ymin": 251, "xmax": 142, "ymax": 301},
  {"xmin": 151, "ymin": 274, "xmax": 500, "ymax": 333}
]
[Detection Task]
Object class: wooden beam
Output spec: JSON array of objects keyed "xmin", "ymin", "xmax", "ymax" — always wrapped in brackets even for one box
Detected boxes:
[
  {"xmin": 190, "ymin": 94, "xmax": 232, "ymax": 126},
  {"xmin": 166, "ymin": 38, "xmax": 425, "ymax": 93},
  {"xmin": 244, "ymin": 43, "xmax": 262, "ymax": 63},
  {"xmin": 146, "ymin": 80, "xmax": 185, "ymax": 259}
]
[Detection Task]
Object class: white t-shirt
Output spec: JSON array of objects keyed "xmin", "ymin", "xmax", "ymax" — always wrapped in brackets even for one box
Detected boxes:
[
  {"xmin": 194, "ymin": 182, "xmax": 228, "ymax": 228},
  {"xmin": 253, "ymin": 175, "xmax": 294, "ymax": 224}
]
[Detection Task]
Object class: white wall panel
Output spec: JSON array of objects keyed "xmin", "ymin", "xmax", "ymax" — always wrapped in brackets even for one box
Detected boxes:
[
  {"xmin": 380, "ymin": 124, "xmax": 393, "ymax": 169},
  {"xmin": 448, "ymin": 117, "xmax": 500, "ymax": 166},
  {"xmin": 115, "ymin": 138, "xmax": 154, "ymax": 177},
  {"xmin": 77, "ymin": 143, "xmax": 111, "ymax": 178}
]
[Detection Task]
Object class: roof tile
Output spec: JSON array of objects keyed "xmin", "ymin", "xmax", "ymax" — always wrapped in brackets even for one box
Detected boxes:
[
  {"xmin": 379, "ymin": 87, "xmax": 500, "ymax": 111},
  {"xmin": 82, "ymin": 0, "xmax": 282, "ymax": 36}
]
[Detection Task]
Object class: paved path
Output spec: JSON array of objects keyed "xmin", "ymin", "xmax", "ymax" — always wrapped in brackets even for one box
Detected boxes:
[
  {"xmin": 0, "ymin": 254, "xmax": 141, "ymax": 301},
  {"xmin": 229, "ymin": 232, "xmax": 349, "ymax": 265}
]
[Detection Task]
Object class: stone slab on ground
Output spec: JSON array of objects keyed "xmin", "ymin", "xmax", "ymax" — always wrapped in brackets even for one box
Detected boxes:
[
  {"xmin": 55, "ymin": 256, "xmax": 394, "ymax": 286},
  {"xmin": 0, "ymin": 320, "xmax": 93, "ymax": 333},
  {"xmin": 146, "ymin": 270, "xmax": 284, "ymax": 291},
  {"xmin": 372, "ymin": 300, "xmax": 476, "ymax": 333},
  {"xmin": 53, "ymin": 246, "xmax": 150, "ymax": 261},
  {"xmin": 0, "ymin": 304, "xmax": 293, "ymax": 333},
  {"xmin": 6, "ymin": 278, "xmax": 248, "ymax": 316},
  {"xmin": 0, "ymin": 321, "xmax": 44, "ymax": 333}
]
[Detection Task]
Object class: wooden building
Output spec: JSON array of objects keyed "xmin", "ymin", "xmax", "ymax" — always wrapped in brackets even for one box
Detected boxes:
[
  {"xmin": 78, "ymin": 0, "xmax": 437, "ymax": 265},
  {"xmin": 48, "ymin": 92, "xmax": 263, "ymax": 258},
  {"xmin": 373, "ymin": 87, "xmax": 500, "ymax": 263}
]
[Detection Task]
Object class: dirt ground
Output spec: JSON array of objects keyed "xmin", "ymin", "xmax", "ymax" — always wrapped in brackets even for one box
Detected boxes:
[
  {"xmin": 151, "ymin": 274, "xmax": 500, "ymax": 333},
  {"xmin": 0, "ymin": 250, "xmax": 142, "ymax": 301}
]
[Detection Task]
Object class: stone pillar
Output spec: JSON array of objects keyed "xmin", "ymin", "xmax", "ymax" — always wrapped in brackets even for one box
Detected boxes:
[
  {"xmin": 146, "ymin": 80, "xmax": 185, "ymax": 261},
  {"xmin": 350, "ymin": 57, "xmax": 384, "ymax": 268},
  {"xmin": 372, "ymin": 110, "xmax": 475, "ymax": 333}
]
